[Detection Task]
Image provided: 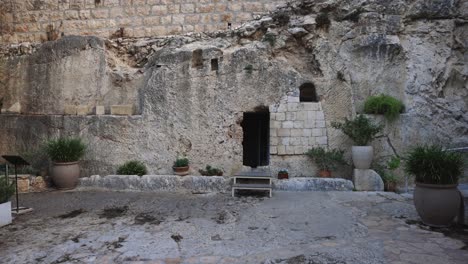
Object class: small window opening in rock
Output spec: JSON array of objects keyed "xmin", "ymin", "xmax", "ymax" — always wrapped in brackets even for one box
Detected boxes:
[
  {"xmin": 211, "ymin": 58, "xmax": 218, "ymax": 71},
  {"xmin": 192, "ymin": 49, "xmax": 203, "ymax": 69},
  {"xmin": 227, "ymin": 22, "xmax": 232, "ymax": 29},
  {"xmin": 300, "ymin": 83, "xmax": 318, "ymax": 102},
  {"xmin": 95, "ymin": 0, "xmax": 101, "ymax": 6}
]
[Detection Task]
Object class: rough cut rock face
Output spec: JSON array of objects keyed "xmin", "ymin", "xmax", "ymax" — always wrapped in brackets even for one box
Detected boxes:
[{"xmin": 0, "ymin": 0, "xmax": 466, "ymax": 179}]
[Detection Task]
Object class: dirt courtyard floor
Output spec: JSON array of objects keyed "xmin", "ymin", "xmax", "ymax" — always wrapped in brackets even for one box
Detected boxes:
[{"xmin": 1, "ymin": 190, "xmax": 467, "ymax": 264}]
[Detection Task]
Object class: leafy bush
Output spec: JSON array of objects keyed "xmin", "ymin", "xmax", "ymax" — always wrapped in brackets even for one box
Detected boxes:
[
  {"xmin": 0, "ymin": 177, "xmax": 15, "ymax": 204},
  {"xmin": 376, "ymin": 156, "xmax": 401, "ymax": 188},
  {"xmin": 45, "ymin": 137, "xmax": 86, "ymax": 162},
  {"xmin": 364, "ymin": 94, "xmax": 405, "ymax": 121},
  {"xmin": 117, "ymin": 161, "xmax": 147, "ymax": 176},
  {"xmin": 404, "ymin": 145, "xmax": 464, "ymax": 185},
  {"xmin": 199, "ymin": 165, "xmax": 223, "ymax": 176},
  {"xmin": 306, "ymin": 147, "xmax": 346, "ymax": 171},
  {"xmin": 331, "ymin": 115, "xmax": 383, "ymax": 146},
  {"xmin": 173, "ymin": 157, "xmax": 189, "ymax": 167}
]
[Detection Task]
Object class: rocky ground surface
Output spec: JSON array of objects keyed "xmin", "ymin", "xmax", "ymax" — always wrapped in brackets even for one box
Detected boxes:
[{"xmin": 0, "ymin": 190, "xmax": 467, "ymax": 264}]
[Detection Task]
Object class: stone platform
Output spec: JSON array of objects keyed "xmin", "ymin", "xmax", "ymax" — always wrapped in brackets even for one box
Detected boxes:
[{"xmin": 79, "ymin": 175, "xmax": 354, "ymax": 193}]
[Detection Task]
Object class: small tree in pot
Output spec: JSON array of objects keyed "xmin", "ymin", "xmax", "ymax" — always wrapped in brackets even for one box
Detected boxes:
[
  {"xmin": 45, "ymin": 137, "xmax": 86, "ymax": 190},
  {"xmin": 404, "ymin": 145, "xmax": 464, "ymax": 227},
  {"xmin": 306, "ymin": 147, "xmax": 346, "ymax": 177},
  {"xmin": 331, "ymin": 115, "xmax": 383, "ymax": 169},
  {"xmin": 173, "ymin": 157, "xmax": 189, "ymax": 176},
  {"xmin": 0, "ymin": 177, "xmax": 15, "ymax": 227}
]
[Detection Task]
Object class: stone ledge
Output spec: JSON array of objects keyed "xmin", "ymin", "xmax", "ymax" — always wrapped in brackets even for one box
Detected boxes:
[
  {"xmin": 273, "ymin": 177, "xmax": 354, "ymax": 191},
  {"xmin": 79, "ymin": 175, "xmax": 354, "ymax": 193}
]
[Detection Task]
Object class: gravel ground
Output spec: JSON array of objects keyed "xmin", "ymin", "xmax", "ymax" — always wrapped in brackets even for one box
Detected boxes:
[{"xmin": 0, "ymin": 190, "xmax": 467, "ymax": 264}]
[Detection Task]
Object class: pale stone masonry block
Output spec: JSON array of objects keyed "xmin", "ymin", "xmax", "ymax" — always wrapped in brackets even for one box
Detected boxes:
[
  {"xmin": 269, "ymin": 104, "xmax": 278, "ymax": 113},
  {"xmin": 312, "ymin": 128, "xmax": 322, "ymax": 136},
  {"xmin": 316, "ymin": 136, "xmax": 328, "ymax": 145},
  {"xmin": 283, "ymin": 121, "xmax": 294, "ymax": 129},
  {"xmin": 293, "ymin": 121, "xmax": 304, "ymax": 128},
  {"xmin": 95, "ymin": 106, "xmax": 105, "ymax": 115},
  {"xmin": 304, "ymin": 120, "xmax": 314, "ymax": 128},
  {"xmin": 181, "ymin": 4, "xmax": 195, "ymax": 13},
  {"xmin": 270, "ymin": 137, "xmax": 278, "ymax": 146},
  {"xmin": 64, "ymin": 105, "xmax": 77, "ymax": 115},
  {"xmin": 286, "ymin": 146, "xmax": 295, "ymax": 155},
  {"xmin": 286, "ymin": 112, "xmax": 296, "ymax": 120},
  {"xmin": 277, "ymin": 145, "xmax": 286, "ymax": 155},
  {"xmin": 152, "ymin": 5, "xmax": 167, "ymax": 16},
  {"xmin": 316, "ymin": 111, "xmax": 325, "ymax": 120},
  {"xmin": 111, "ymin": 105, "xmax": 134, "ymax": 115},
  {"xmin": 316, "ymin": 121, "xmax": 326, "ymax": 128},
  {"xmin": 271, "ymin": 121, "xmax": 281, "ymax": 129},
  {"xmin": 7, "ymin": 102, "xmax": 21, "ymax": 113},
  {"xmin": 300, "ymin": 137, "xmax": 309, "ymax": 146},
  {"xmin": 281, "ymin": 137, "xmax": 290, "ymax": 146},
  {"xmin": 275, "ymin": 112, "xmax": 285, "ymax": 121},
  {"xmin": 296, "ymin": 111, "xmax": 307, "ymax": 120},
  {"xmin": 77, "ymin": 105, "xmax": 91, "ymax": 116},
  {"xmin": 307, "ymin": 111, "xmax": 316, "ymax": 120},
  {"xmin": 287, "ymin": 96, "xmax": 300, "ymax": 103},
  {"xmin": 270, "ymin": 128, "xmax": 277, "ymax": 137},
  {"xmin": 290, "ymin": 137, "xmax": 301, "ymax": 146},
  {"xmin": 278, "ymin": 129, "xmax": 290, "ymax": 137},
  {"xmin": 308, "ymin": 137, "xmax": 316, "ymax": 145},
  {"xmin": 294, "ymin": 146, "xmax": 304, "ymax": 155},
  {"xmin": 290, "ymin": 129, "xmax": 302, "ymax": 137},
  {"xmin": 270, "ymin": 146, "xmax": 278, "ymax": 155},
  {"xmin": 302, "ymin": 129, "xmax": 312, "ymax": 137},
  {"xmin": 287, "ymin": 103, "xmax": 299, "ymax": 112},
  {"xmin": 277, "ymin": 104, "xmax": 287, "ymax": 112},
  {"xmin": 303, "ymin": 102, "xmax": 320, "ymax": 111}
]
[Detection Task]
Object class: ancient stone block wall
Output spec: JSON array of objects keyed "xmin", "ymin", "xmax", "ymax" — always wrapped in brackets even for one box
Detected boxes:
[{"xmin": 0, "ymin": 0, "xmax": 286, "ymax": 44}]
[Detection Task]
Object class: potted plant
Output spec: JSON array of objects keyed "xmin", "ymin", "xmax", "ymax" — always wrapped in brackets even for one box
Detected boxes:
[
  {"xmin": 45, "ymin": 137, "xmax": 86, "ymax": 190},
  {"xmin": 380, "ymin": 156, "xmax": 401, "ymax": 192},
  {"xmin": 404, "ymin": 145, "xmax": 464, "ymax": 227},
  {"xmin": 277, "ymin": 169, "xmax": 289, "ymax": 179},
  {"xmin": 199, "ymin": 165, "xmax": 223, "ymax": 176},
  {"xmin": 173, "ymin": 157, "xmax": 189, "ymax": 176},
  {"xmin": 363, "ymin": 94, "xmax": 405, "ymax": 121},
  {"xmin": 306, "ymin": 147, "xmax": 346, "ymax": 177},
  {"xmin": 0, "ymin": 176, "xmax": 15, "ymax": 227},
  {"xmin": 331, "ymin": 115, "xmax": 383, "ymax": 169},
  {"xmin": 117, "ymin": 161, "xmax": 148, "ymax": 176}
]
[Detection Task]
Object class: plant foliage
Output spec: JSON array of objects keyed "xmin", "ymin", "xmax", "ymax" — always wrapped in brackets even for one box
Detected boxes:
[
  {"xmin": 404, "ymin": 145, "xmax": 464, "ymax": 185},
  {"xmin": 306, "ymin": 147, "xmax": 346, "ymax": 171},
  {"xmin": 173, "ymin": 157, "xmax": 189, "ymax": 167},
  {"xmin": 45, "ymin": 137, "xmax": 86, "ymax": 162},
  {"xmin": 331, "ymin": 115, "xmax": 383, "ymax": 146},
  {"xmin": 117, "ymin": 160, "xmax": 147, "ymax": 176},
  {"xmin": 0, "ymin": 177, "xmax": 15, "ymax": 204},
  {"xmin": 363, "ymin": 94, "xmax": 405, "ymax": 121},
  {"xmin": 199, "ymin": 165, "xmax": 223, "ymax": 176}
]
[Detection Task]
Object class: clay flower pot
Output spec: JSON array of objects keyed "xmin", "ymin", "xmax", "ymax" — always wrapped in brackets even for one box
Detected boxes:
[
  {"xmin": 52, "ymin": 161, "xmax": 80, "ymax": 190},
  {"xmin": 173, "ymin": 166, "xmax": 189, "ymax": 176},
  {"xmin": 352, "ymin": 146, "xmax": 373, "ymax": 169},
  {"xmin": 318, "ymin": 170, "xmax": 331, "ymax": 178},
  {"xmin": 414, "ymin": 182, "xmax": 461, "ymax": 227},
  {"xmin": 278, "ymin": 172, "xmax": 289, "ymax": 179}
]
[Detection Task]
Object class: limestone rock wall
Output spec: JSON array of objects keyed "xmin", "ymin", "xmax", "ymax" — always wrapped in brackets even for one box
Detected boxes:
[{"xmin": 0, "ymin": 0, "xmax": 467, "ymax": 179}]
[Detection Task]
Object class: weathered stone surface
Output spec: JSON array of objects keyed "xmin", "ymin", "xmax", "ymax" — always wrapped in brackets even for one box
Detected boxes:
[
  {"xmin": 95, "ymin": 106, "xmax": 105, "ymax": 115},
  {"xmin": 273, "ymin": 177, "xmax": 354, "ymax": 191},
  {"xmin": 110, "ymin": 105, "xmax": 134, "ymax": 116},
  {"xmin": 353, "ymin": 169, "xmax": 384, "ymax": 191}
]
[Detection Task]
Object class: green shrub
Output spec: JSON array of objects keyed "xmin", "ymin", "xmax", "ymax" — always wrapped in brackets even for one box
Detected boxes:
[
  {"xmin": 174, "ymin": 157, "xmax": 189, "ymax": 167},
  {"xmin": 117, "ymin": 161, "xmax": 147, "ymax": 176},
  {"xmin": 45, "ymin": 137, "xmax": 86, "ymax": 162},
  {"xmin": 363, "ymin": 94, "xmax": 405, "ymax": 121},
  {"xmin": 331, "ymin": 114, "xmax": 383, "ymax": 146},
  {"xmin": 0, "ymin": 177, "xmax": 15, "ymax": 204},
  {"xmin": 404, "ymin": 145, "xmax": 464, "ymax": 185},
  {"xmin": 199, "ymin": 165, "xmax": 223, "ymax": 176},
  {"xmin": 306, "ymin": 147, "xmax": 346, "ymax": 171},
  {"xmin": 376, "ymin": 156, "xmax": 401, "ymax": 187}
]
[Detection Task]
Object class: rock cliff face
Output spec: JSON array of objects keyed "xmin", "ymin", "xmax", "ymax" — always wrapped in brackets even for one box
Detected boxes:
[{"xmin": 0, "ymin": 0, "xmax": 466, "ymax": 178}]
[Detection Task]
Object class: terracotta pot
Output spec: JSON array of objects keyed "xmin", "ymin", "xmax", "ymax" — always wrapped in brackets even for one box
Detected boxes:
[
  {"xmin": 414, "ymin": 182, "xmax": 461, "ymax": 227},
  {"xmin": 52, "ymin": 161, "xmax": 80, "ymax": 190},
  {"xmin": 278, "ymin": 173, "xmax": 289, "ymax": 179},
  {"xmin": 352, "ymin": 146, "xmax": 373, "ymax": 169},
  {"xmin": 318, "ymin": 170, "xmax": 331, "ymax": 178},
  {"xmin": 217, "ymin": 172, "xmax": 223, "ymax": 176},
  {"xmin": 385, "ymin": 182, "xmax": 397, "ymax": 192},
  {"xmin": 173, "ymin": 166, "xmax": 189, "ymax": 176}
]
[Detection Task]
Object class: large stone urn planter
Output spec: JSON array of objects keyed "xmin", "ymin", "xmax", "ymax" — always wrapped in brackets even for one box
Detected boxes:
[
  {"xmin": 414, "ymin": 183, "xmax": 461, "ymax": 227},
  {"xmin": 0, "ymin": 201, "xmax": 12, "ymax": 227},
  {"xmin": 173, "ymin": 166, "xmax": 189, "ymax": 176},
  {"xmin": 352, "ymin": 146, "xmax": 373, "ymax": 169},
  {"xmin": 52, "ymin": 161, "xmax": 80, "ymax": 190}
]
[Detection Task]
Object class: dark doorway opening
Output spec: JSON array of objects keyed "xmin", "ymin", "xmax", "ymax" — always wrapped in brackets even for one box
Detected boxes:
[{"xmin": 242, "ymin": 110, "xmax": 269, "ymax": 168}]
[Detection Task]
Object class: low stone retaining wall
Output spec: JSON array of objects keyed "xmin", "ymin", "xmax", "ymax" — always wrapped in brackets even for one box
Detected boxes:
[{"xmin": 79, "ymin": 175, "xmax": 354, "ymax": 193}]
